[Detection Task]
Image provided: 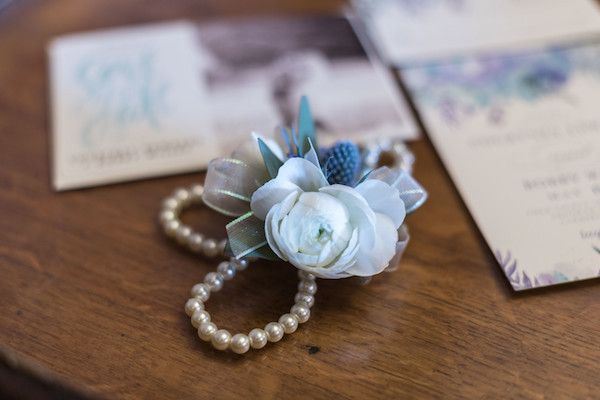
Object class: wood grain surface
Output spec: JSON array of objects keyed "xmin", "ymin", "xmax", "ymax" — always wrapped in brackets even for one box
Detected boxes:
[{"xmin": 1, "ymin": 1, "xmax": 599, "ymax": 399}]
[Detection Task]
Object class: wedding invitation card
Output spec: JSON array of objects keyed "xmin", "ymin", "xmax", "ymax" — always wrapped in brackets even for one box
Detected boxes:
[
  {"xmin": 49, "ymin": 17, "xmax": 417, "ymax": 190},
  {"xmin": 403, "ymin": 42, "xmax": 600, "ymax": 290},
  {"xmin": 353, "ymin": 0, "xmax": 600, "ymax": 65}
]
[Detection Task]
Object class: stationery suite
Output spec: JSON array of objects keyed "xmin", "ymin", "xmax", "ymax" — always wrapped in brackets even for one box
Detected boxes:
[
  {"xmin": 48, "ymin": 17, "xmax": 417, "ymax": 190},
  {"xmin": 403, "ymin": 43, "xmax": 600, "ymax": 290}
]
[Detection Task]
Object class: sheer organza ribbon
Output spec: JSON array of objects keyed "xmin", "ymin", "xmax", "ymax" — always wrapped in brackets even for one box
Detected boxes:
[
  {"xmin": 367, "ymin": 167, "xmax": 428, "ymax": 214},
  {"xmin": 202, "ymin": 158, "xmax": 263, "ymax": 217},
  {"xmin": 203, "ymin": 156, "xmax": 278, "ymax": 260}
]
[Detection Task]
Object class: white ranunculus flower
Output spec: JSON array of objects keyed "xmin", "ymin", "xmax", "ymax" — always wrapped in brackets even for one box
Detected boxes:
[{"xmin": 250, "ymin": 157, "xmax": 406, "ymax": 278}]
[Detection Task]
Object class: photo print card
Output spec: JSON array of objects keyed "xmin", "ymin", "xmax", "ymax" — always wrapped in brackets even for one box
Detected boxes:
[{"xmin": 193, "ymin": 14, "xmax": 419, "ymax": 155}]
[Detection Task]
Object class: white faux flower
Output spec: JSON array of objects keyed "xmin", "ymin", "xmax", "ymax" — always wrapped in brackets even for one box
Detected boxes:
[{"xmin": 250, "ymin": 157, "xmax": 406, "ymax": 278}]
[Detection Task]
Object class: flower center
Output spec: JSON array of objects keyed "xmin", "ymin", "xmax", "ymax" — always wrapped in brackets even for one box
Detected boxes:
[
  {"xmin": 280, "ymin": 192, "xmax": 352, "ymax": 261},
  {"xmin": 297, "ymin": 220, "xmax": 334, "ymax": 254},
  {"xmin": 317, "ymin": 226, "xmax": 332, "ymax": 242}
]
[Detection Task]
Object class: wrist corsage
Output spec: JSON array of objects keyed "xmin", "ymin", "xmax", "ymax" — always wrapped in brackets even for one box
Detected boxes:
[{"xmin": 160, "ymin": 97, "xmax": 427, "ymax": 353}]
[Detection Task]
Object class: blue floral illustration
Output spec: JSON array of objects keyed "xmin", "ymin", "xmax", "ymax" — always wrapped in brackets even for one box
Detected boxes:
[{"xmin": 75, "ymin": 50, "xmax": 169, "ymax": 146}]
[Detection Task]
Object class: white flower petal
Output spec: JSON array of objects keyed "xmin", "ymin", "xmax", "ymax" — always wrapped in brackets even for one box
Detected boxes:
[
  {"xmin": 316, "ymin": 241, "xmax": 337, "ymax": 267},
  {"xmin": 265, "ymin": 191, "xmax": 301, "ymax": 260},
  {"xmin": 276, "ymin": 158, "xmax": 328, "ymax": 192},
  {"xmin": 355, "ymin": 180, "xmax": 406, "ymax": 228},
  {"xmin": 289, "ymin": 253, "xmax": 320, "ymax": 269},
  {"xmin": 265, "ymin": 208, "xmax": 285, "ymax": 260},
  {"xmin": 290, "ymin": 227, "xmax": 359, "ymax": 279},
  {"xmin": 319, "ymin": 184, "xmax": 376, "ymax": 248},
  {"xmin": 251, "ymin": 179, "xmax": 300, "ymax": 220},
  {"xmin": 346, "ymin": 213, "xmax": 398, "ymax": 277},
  {"xmin": 327, "ymin": 228, "xmax": 359, "ymax": 271}
]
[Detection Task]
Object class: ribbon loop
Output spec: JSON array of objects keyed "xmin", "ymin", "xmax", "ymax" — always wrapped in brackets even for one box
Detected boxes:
[
  {"xmin": 226, "ymin": 212, "xmax": 276, "ymax": 260},
  {"xmin": 202, "ymin": 158, "xmax": 264, "ymax": 217}
]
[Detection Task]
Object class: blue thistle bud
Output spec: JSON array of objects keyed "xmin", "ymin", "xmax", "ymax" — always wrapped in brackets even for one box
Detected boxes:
[{"xmin": 321, "ymin": 141, "xmax": 361, "ymax": 186}]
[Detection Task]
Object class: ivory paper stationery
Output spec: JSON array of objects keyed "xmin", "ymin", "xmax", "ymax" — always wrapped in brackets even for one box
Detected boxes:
[
  {"xmin": 49, "ymin": 22, "xmax": 215, "ymax": 190},
  {"xmin": 404, "ymin": 43, "xmax": 600, "ymax": 290},
  {"xmin": 49, "ymin": 17, "xmax": 417, "ymax": 190},
  {"xmin": 353, "ymin": 0, "xmax": 600, "ymax": 65}
]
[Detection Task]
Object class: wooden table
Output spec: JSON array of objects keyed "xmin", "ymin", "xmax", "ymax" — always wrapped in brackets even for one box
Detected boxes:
[{"xmin": 1, "ymin": 1, "xmax": 598, "ymax": 399}]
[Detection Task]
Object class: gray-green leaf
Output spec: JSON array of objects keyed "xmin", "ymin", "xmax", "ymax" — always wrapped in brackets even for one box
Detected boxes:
[{"xmin": 257, "ymin": 138, "xmax": 283, "ymax": 179}]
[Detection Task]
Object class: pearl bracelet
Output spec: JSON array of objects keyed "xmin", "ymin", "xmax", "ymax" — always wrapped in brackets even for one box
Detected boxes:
[
  {"xmin": 160, "ymin": 185, "xmax": 316, "ymax": 353},
  {"xmin": 159, "ymin": 185, "xmax": 227, "ymax": 258}
]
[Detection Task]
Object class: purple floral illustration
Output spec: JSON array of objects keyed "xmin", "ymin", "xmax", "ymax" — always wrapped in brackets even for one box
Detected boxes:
[{"xmin": 495, "ymin": 250, "xmax": 570, "ymax": 290}]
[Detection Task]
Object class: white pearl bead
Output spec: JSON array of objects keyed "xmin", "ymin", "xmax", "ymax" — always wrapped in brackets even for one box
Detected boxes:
[
  {"xmin": 185, "ymin": 298, "xmax": 204, "ymax": 317},
  {"xmin": 173, "ymin": 188, "xmax": 190, "ymax": 204},
  {"xmin": 298, "ymin": 270, "xmax": 315, "ymax": 281},
  {"xmin": 159, "ymin": 210, "xmax": 175, "ymax": 224},
  {"xmin": 190, "ymin": 185, "xmax": 204, "ymax": 202},
  {"xmin": 291, "ymin": 303, "xmax": 311, "ymax": 323},
  {"xmin": 278, "ymin": 313, "xmax": 299, "ymax": 334},
  {"xmin": 162, "ymin": 197, "xmax": 179, "ymax": 210},
  {"xmin": 217, "ymin": 261, "xmax": 236, "ymax": 280},
  {"xmin": 294, "ymin": 293, "xmax": 315, "ymax": 308},
  {"xmin": 248, "ymin": 328, "xmax": 268, "ymax": 349},
  {"xmin": 264, "ymin": 322, "xmax": 284, "ymax": 342},
  {"xmin": 190, "ymin": 283, "xmax": 210, "ymax": 302},
  {"xmin": 187, "ymin": 233, "xmax": 204, "ymax": 252},
  {"xmin": 191, "ymin": 309, "xmax": 211, "ymax": 328},
  {"xmin": 204, "ymin": 272, "xmax": 224, "ymax": 291},
  {"xmin": 175, "ymin": 225, "xmax": 192, "ymax": 244},
  {"xmin": 202, "ymin": 239, "xmax": 219, "ymax": 258},
  {"xmin": 298, "ymin": 280, "xmax": 317, "ymax": 295},
  {"xmin": 198, "ymin": 322, "xmax": 217, "ymax": 341},
  {"xmin": 211, "ymin": 329, "xmax": 232, "ymax": 350},
  {"xmin": 230, "ymin": 334, "xmax": 250, "ymax": 354},
  {"xmin": 164, "ymin": 220, "xmax": 180, "ymax": 237},
  {"xmin": 231, "ymin": 258, "xmax": 249, "ymax": 271}
]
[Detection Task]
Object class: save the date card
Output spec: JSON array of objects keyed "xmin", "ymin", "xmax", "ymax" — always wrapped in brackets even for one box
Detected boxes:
[{"xmin": 404, "ymin": 42, "xmax": 600, "ymax": 290}]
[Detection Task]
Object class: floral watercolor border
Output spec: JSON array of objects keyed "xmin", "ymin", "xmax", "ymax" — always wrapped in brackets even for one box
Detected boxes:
[
  {"xmin": 495, "ymin": 249, "xmax": 600, "ymax": 291},
  {"xmin": 404, "ymin": 44, "xmax": 600, "ymax": 125},
  {"xmin": 495, "ymin": 250, "xmax": 569, "ymax": 290}
]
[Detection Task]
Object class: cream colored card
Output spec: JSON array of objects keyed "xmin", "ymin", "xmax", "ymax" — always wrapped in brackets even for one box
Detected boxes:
[
  {"xmin": 404, "ymin": 43, "xmax": 600, "ymax": 290},
  {"xmin": 49, "ymin": 22, "xmax": 217, "ymax": 190},
  {"xmin": 354, "ymin": 0, "xmax": 600, "ymax": 65}
]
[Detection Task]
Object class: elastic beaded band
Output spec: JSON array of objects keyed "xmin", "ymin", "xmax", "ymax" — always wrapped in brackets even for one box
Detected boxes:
[{"xmin": 160, "ymin": 185, "xmax": 316, "ymax": 353}]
